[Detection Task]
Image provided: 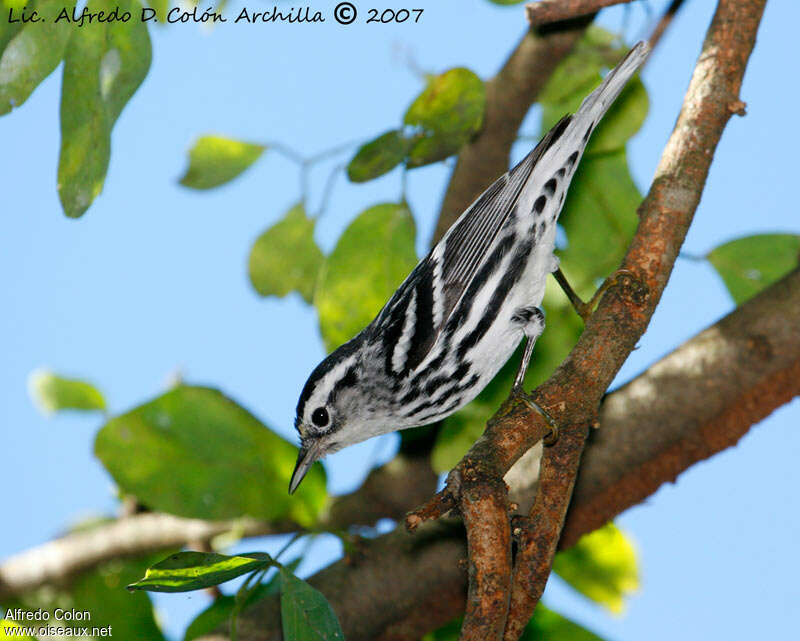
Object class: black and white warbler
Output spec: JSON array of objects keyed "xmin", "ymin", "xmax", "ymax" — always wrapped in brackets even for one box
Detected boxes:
[{"xmin": 290, "ymin": 42, "xmax": 649, "ymax": 493}]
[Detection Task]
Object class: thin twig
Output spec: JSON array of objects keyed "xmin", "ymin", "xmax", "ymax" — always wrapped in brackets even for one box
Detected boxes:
[
  {"xmin": 306, "ymin": 138, "xmax": 363, "ymax": 165},
  {"xmin": 647, "ymin": 0, "xmax": 688, "ymax": 52},
  {"xmin": 313, "ymin": 162, "xmax": 345, "ymax": 219},
  {"xmin": 265, "ymin": 141, "xmax": 306, "ymax": 165}
]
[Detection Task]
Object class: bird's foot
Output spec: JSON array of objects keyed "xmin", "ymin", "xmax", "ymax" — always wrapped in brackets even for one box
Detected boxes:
[
  {"xmin": 510, "ymin": 385, "xmax": 559, "ymax": 446},
  {"xmin": 582, "ymin": 268, "xmax": 642, "ymax": 320},
  {"xmin": 556, "ymin": 267, "xmax": 646, "ymax": 323}
]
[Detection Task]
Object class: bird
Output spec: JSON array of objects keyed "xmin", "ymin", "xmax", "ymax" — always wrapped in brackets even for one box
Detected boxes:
[{"xmin": 289, "ymin": 41, "xmax": 649, "ymax": 494}]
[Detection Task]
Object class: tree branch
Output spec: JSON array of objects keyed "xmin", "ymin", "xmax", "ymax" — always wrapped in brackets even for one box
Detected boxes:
[
  {"xmin": 407, "ymin": 0, "xmax": 769, "ymax": 637},
  {"xmin": 562, "ymin": 266, "xmax": 800, "ymax": 547},
  {"xmin": 502, "ymin": 0, "xmax": 768, "ymax": 635},
  {"xmin": 197, "ymin": 261, "xmax": 799, "ymax": 641},
  {"xmin": 1, "ymin": 4, "xmax": 779, "ymax": 640},
  {"xmin": 526, "ymin": 0, "xmax": 633, "ymax": 26},
  {"xmin": 0, "ymin": 453, "xmax": 436, "ymax": 601},
  {"xmin": 0, "ymin": 11, "xmax": 590, "ymax": 609},
  {"xmin": 647, "ymin": 0, "xmax": 688, "ymax": 52},
  {"xmin": 460, "ymin": 477, "xmax": 512, "ymax": 641},
  {"xmin": 200, "ymin": 523, "xmax": 470, "ymax": 641}
]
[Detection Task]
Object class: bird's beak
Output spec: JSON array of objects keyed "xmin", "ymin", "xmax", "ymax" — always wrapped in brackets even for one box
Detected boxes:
[{"xmin": 289, "ymin": 440, "xmax": 322, "ymax": 494}]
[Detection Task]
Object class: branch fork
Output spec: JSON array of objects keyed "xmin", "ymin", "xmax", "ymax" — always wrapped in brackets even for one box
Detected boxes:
[{"xmin": 405, "ymin": 0, "xmax": 767, "ymax": 637}]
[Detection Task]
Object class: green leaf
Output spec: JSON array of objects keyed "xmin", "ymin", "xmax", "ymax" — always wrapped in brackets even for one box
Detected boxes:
[
  {"xmin": 315, "ymin": 202, "xmax": 417, "ymax": 352},
  {"xmin": 0, "ymin": 0, "xmax": 73, "ymax": 115},
  {"xmin": 128, "ymin": 552, "xmax": 271, "ymax": 593},
  {"xmin": 522, "ymin": 604, "xmax": 608, "ymax": 641},
  {"xmin": 94, "ymin": 385, "xmax": 327, "ymax": 523},
  {"xmin": 557, "ymin": 151, "xmax": 642, "ymax": 296},
  {"xmin": 71, "ymin": 556, "xmax": 168, "ymax": 640},
  {"xmin": 248, "ymin": 203, "xmax": 324, "ymax": 304},
  {"xmin": 184, "ymin": 596, "xmax": 238, "ymax": 641},
  {"xmin": 58, "ymin": 0, "xmax": 152, "ymax": 217},
  {"xmin": 347, "ymin": 130, "xmax": 407, "ymax": 182},
  {"xmin": 553, "ymin": 522, "xmax": 639, "ymax": 613},
  {"xmin": 280, "ymin": 569, "xmax": 345, "ymax": 641},
  {"xmin": 185, "ymin": 563, "xmax": 289, "ymax": 640},
  {"xmin": 147, "ymin": 0, "xmax": 168, "ymax": 22},
  {"xmin": 538, "ymin": 27, "xmax": 621, "ymax": 110},
  {"xmin": 28, "ymin": 368, "xmax": 106, "ymax": 415},
  {"xmin": 586, "ymin": 78, "xmax": 648, "ymax": 155},
  {"xmin": 707, "ymin": 234, "xmax": 800, "ymax": 304},
  {"xmin": 0, "ymin": 20, "xmax": 24, "ymax": 64},
  {"xmin": 179, "ymin": 135, "xmax": 265, "ymax": 189},
  {"xmin": 404, "ymin": 67, "xmax": 485, "ymax": 167}
]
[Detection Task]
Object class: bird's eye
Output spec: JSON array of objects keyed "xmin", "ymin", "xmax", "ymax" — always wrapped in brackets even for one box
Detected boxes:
[{"xmin": 311, "ymin": 407, "xmax": 329, "ymax": 427}]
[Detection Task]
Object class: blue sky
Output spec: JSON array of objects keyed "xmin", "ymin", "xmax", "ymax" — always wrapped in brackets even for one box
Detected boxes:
[{"xmin": 1, "ymin": 1, "xmax": 798, "ymax": 639}]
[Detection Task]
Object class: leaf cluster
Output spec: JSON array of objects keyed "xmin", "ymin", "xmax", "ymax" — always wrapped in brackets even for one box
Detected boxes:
[{"xmin": 5, "ymin": 14, "xmax": 800, "ymax": 641}]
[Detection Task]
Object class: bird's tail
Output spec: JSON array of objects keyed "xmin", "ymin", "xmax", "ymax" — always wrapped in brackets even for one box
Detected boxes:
[
  {"xmin": 576, "ymin": 41, "xmax": 649, "ymax": 125},
  {"xmin": 509, "ymin": 41, "xmax": 649, "ymax": 227}
]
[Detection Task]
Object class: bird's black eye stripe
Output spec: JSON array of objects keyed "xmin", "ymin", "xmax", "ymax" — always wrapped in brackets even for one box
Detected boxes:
[{"xmin": 311, "ymin": 407, "xmax": 329, "ymax": 427}]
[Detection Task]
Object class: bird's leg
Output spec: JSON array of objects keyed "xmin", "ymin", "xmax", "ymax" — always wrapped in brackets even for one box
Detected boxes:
[
  {"xmin": 511, "ymin": 334, "xmax": 559, "ymax": 445},
  {"xmin": 553, "ymin": 267, "xmax": 638, "ymax": 323},
  {"xmin": 512, "ymin": 334, "xmax": 536, "ymax": 391}
]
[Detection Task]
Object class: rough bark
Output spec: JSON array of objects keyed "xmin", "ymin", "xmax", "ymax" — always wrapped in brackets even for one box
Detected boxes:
[
  {"xmin": 0, "ymin": 453, "xmax": 436, "ymax": 601},
  {"xmin": 503, "ymin": 0, "xmax": 768, "ymax": 635},
  {"xmin": 196, "ymin": 265, "xmax": 798, "ymax": 641}
]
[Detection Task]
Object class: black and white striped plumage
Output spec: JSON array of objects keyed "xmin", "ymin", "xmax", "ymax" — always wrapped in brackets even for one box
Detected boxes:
[{"xmin": 290, "ymin": 42, "xmax": 648, "ymax": 493}]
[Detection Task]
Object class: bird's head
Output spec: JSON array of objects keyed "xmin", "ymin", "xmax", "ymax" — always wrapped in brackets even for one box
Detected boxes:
[{"xmin": 289, "ymin": 335, "xmax": 379, "ymax": 493}]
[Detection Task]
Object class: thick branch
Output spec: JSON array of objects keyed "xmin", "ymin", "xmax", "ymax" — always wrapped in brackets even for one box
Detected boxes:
[
  {"xmin": 526, "ymin": 0, "xmax": 632, "ymax": 26},
  {"xmin": 503, "ymin": 424, "xmax": 586, "ymax": 640},
  {"xmin": 0, "ymin": 14, "xmax": 587, "ymax": 610},
  {"xmin": 460, "ymin": 477, "xmax": 512, "ymax": 641},
  {"xmin": 199, "ymin": 264, "xmax": 800, "ymax": 641},
  {"xmin": 433, "ymin": 18, "xmax": 591, "ymax": 242},
  {"xmin": 0, "ymin": 514, "xmax": 281, "ymax": 602},
  {"xmin": 0, "ymin": 453, "xmax": 436, "ymax": 601},
  {"xmin": 200, "ymin": 523, "xmax": 469, "ymax": 641},
  {"xmin": 562, "ymin": 267, "xmax": 800, "ymax": 546},
  {"xmin": 502, "ymin": 0, "xmax": 768, "ymax": 634}
]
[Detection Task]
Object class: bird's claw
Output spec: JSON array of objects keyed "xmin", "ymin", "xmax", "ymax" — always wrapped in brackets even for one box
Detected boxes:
[
  {"xmin": 511, "ymin": 387, "xmax": 559, "ymax": 446},
  {"xmin": 556, "ymin": 267, "xmax": 648, "ymax": 323}
]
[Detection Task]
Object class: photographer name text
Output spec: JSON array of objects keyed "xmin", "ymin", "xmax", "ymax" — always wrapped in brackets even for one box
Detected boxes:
[
  {"xmin": 6, "ymin": 4, "xmax": 423, "ymax": 27},
  {"xmin": 3, "ymin": 608, "xmax": 113, "ymax": 637}
]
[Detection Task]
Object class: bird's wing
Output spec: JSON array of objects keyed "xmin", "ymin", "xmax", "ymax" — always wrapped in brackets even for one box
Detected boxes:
[
  {"xmin": 373, "ymin": 42, "xmax": 650, "ymax": 377},
  {"xmin": 374, "ymin": 117, "xmax": 571, "ymax": 376}
]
